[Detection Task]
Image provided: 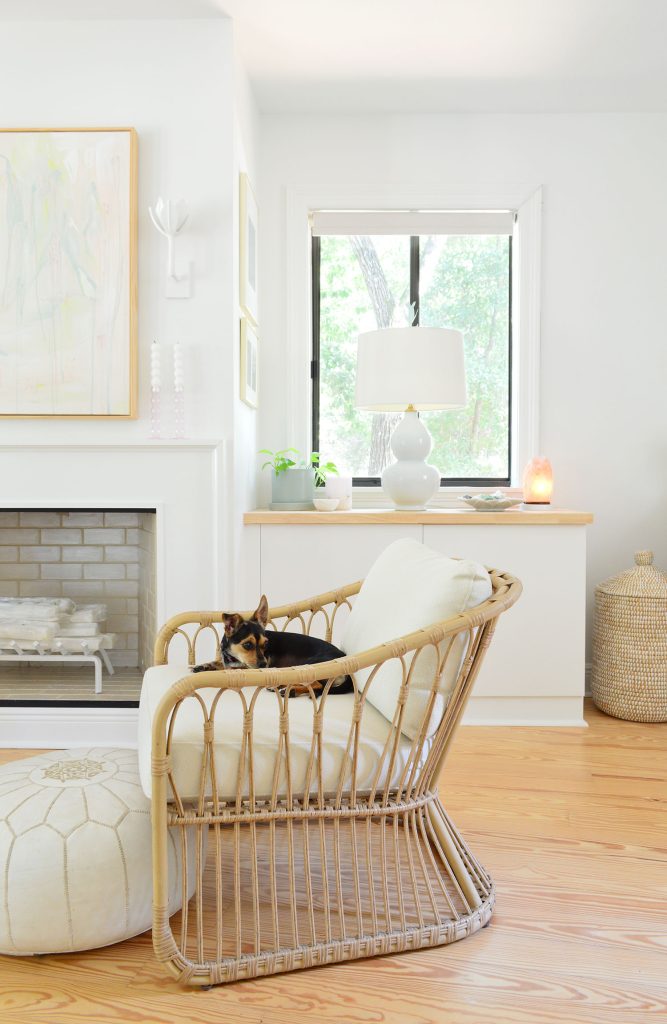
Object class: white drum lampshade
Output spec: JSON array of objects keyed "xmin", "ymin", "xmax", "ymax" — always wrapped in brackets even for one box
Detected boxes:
[{"xmin": 356, "ymin": 327, "xmax": 467, "ymax": 510}]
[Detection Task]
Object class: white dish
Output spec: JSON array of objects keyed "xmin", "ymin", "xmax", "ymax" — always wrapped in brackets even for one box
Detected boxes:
[
  {"xmin": 313, "ymin": 498, "xmax": 339, "ymax": 512},
  {"xmin": 460, "ymin": 491, "xmax": 523, "ymax": 512}
]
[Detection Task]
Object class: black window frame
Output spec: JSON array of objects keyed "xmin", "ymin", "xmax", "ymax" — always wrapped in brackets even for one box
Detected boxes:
[{"xmin": 311, "ymin": 233, "xmax": 512, "ymax": 488}]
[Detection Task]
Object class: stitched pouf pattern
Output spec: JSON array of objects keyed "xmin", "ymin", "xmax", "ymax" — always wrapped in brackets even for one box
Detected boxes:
[{"xmin": 0, "ymin": 747, "xmax": 202, "ymax": 955}]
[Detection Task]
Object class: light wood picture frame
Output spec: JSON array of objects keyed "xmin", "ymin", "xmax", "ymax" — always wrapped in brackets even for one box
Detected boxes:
[
  {"xmin": 0, "ymin": 127, "xmax": 138, "ymax": 418},
  {"xmin": 239, "ymin": 172, "xmax": 258, "ymax": 325},
  {"xmin": 240, "ymin": 317, "xmax": 258, "ymax": 409}
]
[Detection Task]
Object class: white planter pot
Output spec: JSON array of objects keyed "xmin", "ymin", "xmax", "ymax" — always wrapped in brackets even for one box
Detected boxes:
[{"xmin": 270, "ymin": 468, "xmax": 315, "ymax": 510}]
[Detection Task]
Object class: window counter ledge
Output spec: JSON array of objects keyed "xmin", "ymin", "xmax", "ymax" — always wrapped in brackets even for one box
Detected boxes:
[{"xmin": 244, "ymin": 509, "xmax": 593, "ymax": 526}]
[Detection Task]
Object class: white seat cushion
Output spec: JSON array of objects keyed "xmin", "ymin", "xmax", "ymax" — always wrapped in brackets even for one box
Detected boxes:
[
  {"xmin": 138, "ymin": 664, "xmax": 425, "ymax": 802},
  {"xmin": 341, "ymin": 538, "xmax": 492, "ymax": 741},
  {"xmin": 0, "ymin": 748, "xmax": 202, "ymax": 955}
]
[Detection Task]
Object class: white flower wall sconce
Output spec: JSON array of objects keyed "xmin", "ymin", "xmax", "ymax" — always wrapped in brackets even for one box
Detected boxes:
[{"xmin": 148, "ymin": 197, "xmax": 191, "ymax": 298}]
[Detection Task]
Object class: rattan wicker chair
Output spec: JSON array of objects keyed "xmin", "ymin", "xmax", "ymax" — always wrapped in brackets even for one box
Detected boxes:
[{"xmin": 148, "ymin": 565, "xmax": 521, "ymax": 986}]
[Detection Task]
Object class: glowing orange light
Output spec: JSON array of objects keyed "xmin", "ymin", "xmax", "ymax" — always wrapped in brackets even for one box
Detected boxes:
[{"xmin": 523, "ymin": 457, "xmax": 554, "ymax": 505}]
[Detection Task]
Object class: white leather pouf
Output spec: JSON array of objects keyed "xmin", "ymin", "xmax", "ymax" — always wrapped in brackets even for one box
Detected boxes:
[{"xmin": 0, "ymin": 747, "xmax": 203, "ymax": 955}]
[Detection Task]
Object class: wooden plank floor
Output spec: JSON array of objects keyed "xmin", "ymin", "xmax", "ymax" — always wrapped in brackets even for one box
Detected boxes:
[{"xmin": 0, "ymin": 701, "xmax": 665, "ymax": 1024}]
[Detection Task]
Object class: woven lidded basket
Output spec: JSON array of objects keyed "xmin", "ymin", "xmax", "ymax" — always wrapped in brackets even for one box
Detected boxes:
[{"xmin": 591, "ymin": 550, "xmax": 667, "ymax": 722}]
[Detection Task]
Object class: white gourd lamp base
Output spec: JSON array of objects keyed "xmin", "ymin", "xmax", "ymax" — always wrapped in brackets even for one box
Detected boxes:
[
  {"xmin": 355, "ymin": 327, "xmax": 468, "ymax": 511},
  {"xmin": 381, "ymin": 409, "xmax": 441, "ymax": 511}
]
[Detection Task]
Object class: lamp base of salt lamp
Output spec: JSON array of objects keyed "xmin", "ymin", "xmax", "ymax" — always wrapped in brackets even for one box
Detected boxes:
[{"xmin": 521, "ymin": 502, "xmax": 552, "ymax": 510}]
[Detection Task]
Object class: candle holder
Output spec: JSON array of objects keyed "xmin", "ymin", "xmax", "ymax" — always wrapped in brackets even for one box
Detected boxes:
[
  {"xmin": 171, "ymin": 340, "xmax": 186, "ymax": 439},
  {"xmin": 149, "ymin": 340, "xmax": 162, "ymax": 439},
  {"xmin": 522, "ymin": 456, "xmax": 553, "ymax": 507},
  {"xmin": 324, "ymin": 474, "xmax": 353, "ymax": 510}
]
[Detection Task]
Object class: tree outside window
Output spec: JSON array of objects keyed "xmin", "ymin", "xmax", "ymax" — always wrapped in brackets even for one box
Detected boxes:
[{"xmin": 314, "ymin": 232, "xmax": 511, "ymax": 484}]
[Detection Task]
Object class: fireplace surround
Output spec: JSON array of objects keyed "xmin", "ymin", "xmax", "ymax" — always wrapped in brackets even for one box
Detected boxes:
[{"xmin": 0, "ymin": 441, "xmax": 225, "ymax": 747}]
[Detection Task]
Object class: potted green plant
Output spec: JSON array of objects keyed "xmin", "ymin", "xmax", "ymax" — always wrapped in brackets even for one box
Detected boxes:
[
  {"xmin": 259, "ymin": 449, "xmax": 338, "ymax": 510},
  {"xmin": 310, "ymin": 452, "xmax": 339, "ymax": 488}
]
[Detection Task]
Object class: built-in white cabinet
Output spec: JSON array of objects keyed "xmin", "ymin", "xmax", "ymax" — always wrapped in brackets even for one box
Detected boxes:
[{"xmin": 243, "ymin": 510, "xmax": 592, "ymax": 726}]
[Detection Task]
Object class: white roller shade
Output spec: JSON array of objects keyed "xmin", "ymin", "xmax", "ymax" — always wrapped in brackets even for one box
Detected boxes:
[{"xmin": 311, "ymin": 209, "xmax": 515, "ymax": 236}]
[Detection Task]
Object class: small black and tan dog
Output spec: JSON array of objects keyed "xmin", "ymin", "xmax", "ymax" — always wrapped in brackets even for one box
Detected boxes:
[{"xmin": 193, "ymin": 595, "xmax": 353, "ymax": 696}]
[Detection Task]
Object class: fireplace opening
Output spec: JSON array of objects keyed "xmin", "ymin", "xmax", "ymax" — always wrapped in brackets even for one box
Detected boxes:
[{"xmin": 0, "ymin": 510, "xmax": 157, "ymax": 707}]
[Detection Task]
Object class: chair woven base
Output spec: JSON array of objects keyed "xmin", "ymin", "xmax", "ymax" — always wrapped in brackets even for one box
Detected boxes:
[{"xmin": 156, "ymin": 799, "xmax": 494, "ymax": 987}]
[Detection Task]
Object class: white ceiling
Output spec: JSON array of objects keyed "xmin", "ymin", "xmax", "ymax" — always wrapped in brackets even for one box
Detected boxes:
[
  {"xmin": 220, "ymin": 0, "xmax": 667, "ymax": 113},
  {"xmin": 3, "ymin": 0, "xmax": 667, "ymax": 113}
]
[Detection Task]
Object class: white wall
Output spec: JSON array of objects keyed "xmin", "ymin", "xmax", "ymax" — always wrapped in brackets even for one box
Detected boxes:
[
  {"xmin": 3, "ymin": 20, "xmax": 665, "ymax": 638},
  {"xmin": 0, "ymin": 19, "xmax": 234, "ymax": 442},
  {"xmin": 0, "ymin": 17, "xmax": 264, "ymax": 610},
  {"xmin": 258, "ymin": 112, "xmax": 667, "ymax": 638},
  {"xmin": 229, "ymin": 44, "xmax": 261, "ymax": 605}
]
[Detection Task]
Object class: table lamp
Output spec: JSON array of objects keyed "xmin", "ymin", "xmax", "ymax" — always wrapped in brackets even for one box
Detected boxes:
[{"xmin": 355, "ymin": 326, "xmax": 467, "ymax": 510}]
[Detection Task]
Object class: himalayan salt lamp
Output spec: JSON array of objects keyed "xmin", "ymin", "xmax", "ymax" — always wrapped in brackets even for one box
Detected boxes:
[{"xmin": 522, "ymin": 457, "xmax": 554, "ymax": 506}]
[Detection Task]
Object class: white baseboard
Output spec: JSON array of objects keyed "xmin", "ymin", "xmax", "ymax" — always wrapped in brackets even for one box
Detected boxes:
[
  {"xmin": 463, "ymin": 696, "xmax": 586, "ymax": 726},
  {"xmin": 0, "ymin": 707, "xmax": 138, "ymax": 749}
]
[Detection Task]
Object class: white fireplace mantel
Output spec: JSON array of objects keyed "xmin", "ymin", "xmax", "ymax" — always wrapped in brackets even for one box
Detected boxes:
[
  {"xmin": 0, "ymin": 440, "xmax": 227, "ymax": 748},
  {"xmin": 0, "ymin": 440, "xmax": 222, "ymax": 452}
]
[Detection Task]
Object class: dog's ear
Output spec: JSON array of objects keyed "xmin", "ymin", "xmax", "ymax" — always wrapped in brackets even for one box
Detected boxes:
[
  {"xmin": 251, "ymin": 595, "xmax": 269, "ymax": 628},
  {"xmin": 222, "ymin": 613, "xmax": 243, "ymax": 637}
]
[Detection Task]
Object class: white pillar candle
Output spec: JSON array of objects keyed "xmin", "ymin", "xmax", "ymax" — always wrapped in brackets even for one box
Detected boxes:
[{"xmin": 324, "ymin": 474, "xmax": 353, "ymax": 509}]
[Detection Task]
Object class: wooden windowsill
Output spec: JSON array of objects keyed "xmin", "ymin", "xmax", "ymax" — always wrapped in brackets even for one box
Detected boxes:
[{"xmin": 244, "ymin": 508, "xmax": 594, "ymax": 526}]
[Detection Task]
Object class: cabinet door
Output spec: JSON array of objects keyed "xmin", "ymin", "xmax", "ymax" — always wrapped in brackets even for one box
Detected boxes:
[{"xmin": 424, "ymin": 525, "xmax": 587, "ymax": 712}]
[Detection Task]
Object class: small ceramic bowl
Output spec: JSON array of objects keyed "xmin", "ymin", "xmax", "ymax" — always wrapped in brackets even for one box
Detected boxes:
[
  {"xmin": 313, "ymin": 498, "xmax": 339, "ymax": 512},
  {"xmin": 460, "ymin": 491, "xmax": 523, "ymax": 512}
]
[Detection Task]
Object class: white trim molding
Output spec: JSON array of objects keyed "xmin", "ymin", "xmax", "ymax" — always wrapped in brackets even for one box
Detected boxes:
[
  {"xmin": 0, "ymin": 440, "xmax": 222, "ymax": 453},
  {"xmin": 285, "ymin": 182, "xmax": 542, "ymax": 487},
  {"xmin": 0, "ymin": 707, "xmax": 139, "ymax": 749},
  {"xmin": 463, "ymin": 697, "xmax": 587, "ymax": 728},
  {"xmin": 512, "ymin": 186, "xmax": 543, "ymax": 477}
]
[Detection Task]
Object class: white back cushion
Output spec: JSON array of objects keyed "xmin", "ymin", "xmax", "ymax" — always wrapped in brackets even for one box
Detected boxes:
[{"xmin": 342, "ymin": 538, "xmax": 491, "ymax": 740}]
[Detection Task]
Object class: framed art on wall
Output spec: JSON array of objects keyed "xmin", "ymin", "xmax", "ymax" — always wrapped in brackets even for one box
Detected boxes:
[
  {"xmin": 239, "ymin": 172, "xmax": 258, "ymax": 325},
  {"xmin": 0, "ymin": 127, "xmax": 138, "ymax": 417},
  {"xmin": 240, "ymin": 317, "xmax": 258, "ymax": 408}
]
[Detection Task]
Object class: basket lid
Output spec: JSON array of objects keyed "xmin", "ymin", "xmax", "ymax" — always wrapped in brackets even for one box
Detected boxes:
[{"xmin": 597, "ymin": 550, "xmax": 667, "ymax": 598}]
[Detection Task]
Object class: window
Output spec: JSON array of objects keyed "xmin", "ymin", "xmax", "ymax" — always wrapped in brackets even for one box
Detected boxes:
[{"xmin": 311, "ymin": 211, "xmax": 514, "ymax": 487}]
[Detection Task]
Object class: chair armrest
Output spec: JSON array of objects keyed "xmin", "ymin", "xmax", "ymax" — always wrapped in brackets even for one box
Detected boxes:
[{"xmin": 150, "ymin": 585, "xmax": 515, "ymax": 740}]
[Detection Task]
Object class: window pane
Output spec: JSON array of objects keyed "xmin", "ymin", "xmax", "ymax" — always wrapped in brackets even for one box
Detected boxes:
[
  {"xmin": 420, "ymin": 234, "xmax": 511, "ymax": 480},
  {"xmin": 316, "ymin": 232, "xmax": 511, "ymax": 482},
  {"xmin": 318, "ymin": 235, "xmax": 411, "ymax": 477}
]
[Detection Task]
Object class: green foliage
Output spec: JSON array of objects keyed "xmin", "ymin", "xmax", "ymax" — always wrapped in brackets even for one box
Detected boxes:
[
  {"xmin": 318, "ymin": 235, "xmax": 409, "ymax": 475},
  {"xmin": 317, "ymin": 233, "xmax": 510, "ymax": 479},
  {"xmin": 258, "ymin": 448, "xmax": 300, "ymax": 476},
  {"xmin": 259, "ymin": 448, "xmax": 339, "ymax": 485},
  {"xmin": 310, "ymin": 452, "xmax": 339, "ymax": 487}
]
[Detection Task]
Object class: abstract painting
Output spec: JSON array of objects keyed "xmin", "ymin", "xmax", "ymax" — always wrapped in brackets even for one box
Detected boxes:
[{"xmin": 0, "ymin": 128, "xmax": 137, "ymax": 417}]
